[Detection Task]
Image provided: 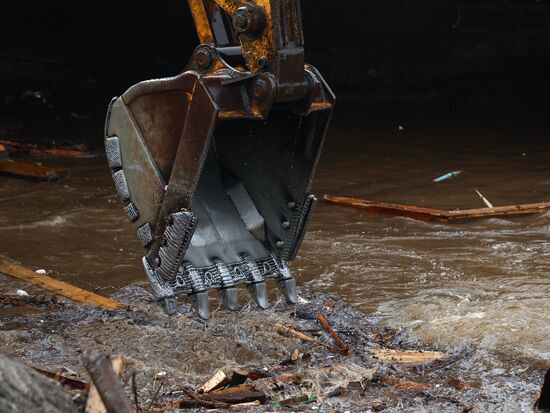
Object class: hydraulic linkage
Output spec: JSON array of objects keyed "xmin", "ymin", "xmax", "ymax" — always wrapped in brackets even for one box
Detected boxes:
[{"xmin": 104, "ymin": 0, "xmax": 335, "ymax": 319}]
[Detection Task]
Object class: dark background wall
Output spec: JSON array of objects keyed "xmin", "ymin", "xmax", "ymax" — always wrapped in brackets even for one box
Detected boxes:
[{"xmin": 1, "ymin": 0, "xmax": 549, "ymax": 131}]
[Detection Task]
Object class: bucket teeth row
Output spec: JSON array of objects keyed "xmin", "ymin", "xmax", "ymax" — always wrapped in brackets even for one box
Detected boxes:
[{"xmin": 143, "ymin": 253, "xmax": 297, "ymax": 319}]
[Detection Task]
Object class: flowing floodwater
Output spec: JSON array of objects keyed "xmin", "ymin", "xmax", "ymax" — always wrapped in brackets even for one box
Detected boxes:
[{"xmin": 1, "ymin": 103, "xmax": 549, "ymax": 379}]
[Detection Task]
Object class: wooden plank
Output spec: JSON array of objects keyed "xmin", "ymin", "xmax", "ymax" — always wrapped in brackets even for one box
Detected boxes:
[
  {"xmin": 0, "ymin": 258, "xmax": 125, "ymax": 310},
  {"xmin": 446, "ymin": 201, "xmax": 550, "ymax": 219},
  {"xmin": 0, "ymin": 158, "xmax": 67, "ymax": 180},
  {"xmin": 323, "ymin": 195, "xmax": 450, "ymax": 222},
  {"xmin": 197, "ymin": 369, "xmax": 229, "ymax": 393},
  {"xmin": 323, "ymin": 195, "xmax": 550, "ymax": 222},
  {"xmin": 370, "ymin": 348, "xmax": 446, "ymax": 364}
]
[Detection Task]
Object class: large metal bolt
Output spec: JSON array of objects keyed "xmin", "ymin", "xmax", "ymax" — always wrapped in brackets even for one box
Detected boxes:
[
  {"xmin": 233, "ymin": 11, "xmax": 249, "ymax": 32},
  {"xmin": 233, "ymin": 6, "xmax": 265, "ymax": 35},
  {"xmin": 195, "ymin": 48, "xmax": 212, "ymax": 69}
]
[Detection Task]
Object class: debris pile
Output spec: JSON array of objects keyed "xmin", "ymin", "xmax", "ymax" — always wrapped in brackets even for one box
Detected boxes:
[{"xmin": 0, "ymin": 259, "xmax": 546, "ymax": 411}]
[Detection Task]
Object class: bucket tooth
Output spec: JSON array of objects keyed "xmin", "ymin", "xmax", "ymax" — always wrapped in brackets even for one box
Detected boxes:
[
  {"xmin": 220, "ymin": 287, "xmax": 239, "ymax": 311},
  {"xmin": 248, "ymin": 282, "xmax": 269, "ymax": 309},
  {"xmin": 162, "ymin": 296, "xmax": 178, "ymax": 315},
  {"xmin": 278, "ymin": 278, "xmax": 297, "ymax": 304},
  {"xmin": 193, "ymin": 291, "xmax": 210, "ymax": 320}
]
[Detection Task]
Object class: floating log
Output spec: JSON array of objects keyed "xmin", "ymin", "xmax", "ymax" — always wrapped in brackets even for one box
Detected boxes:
[
  {"xmin": 324, "ymin": 195, "xmax": 550, "ymax": 223},
  {"xmin": 370, "ymin": 348, "xmax": 446, "ymax": 365},
  {"xmin": 0, "ymin": 258, "xmax": 125, "ymax": 310},
  {"xmin": 0, "ymin": 158, "xmax": 67, "ymax": 180}
]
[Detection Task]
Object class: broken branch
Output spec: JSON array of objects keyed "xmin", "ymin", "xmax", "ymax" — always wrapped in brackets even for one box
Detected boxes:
[
  {"xmin": 82, "ymin": 351, "xmax": 133, "ymax": 413},
  {"xmin": 317, "ymin": 312, "xmax": 352, "ymax": 355},
  {"xmin": 32, "ymin": 366, "xmax": 88, "ymax": 391}
]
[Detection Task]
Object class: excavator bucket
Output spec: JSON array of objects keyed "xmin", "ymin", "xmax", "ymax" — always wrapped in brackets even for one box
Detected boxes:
[{"xmin": 104, "ymin": 0, "xmax": 334, "ymax": 318}]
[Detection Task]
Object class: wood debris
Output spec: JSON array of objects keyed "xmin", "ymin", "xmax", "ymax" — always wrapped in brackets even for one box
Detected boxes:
[
  {"xmin": 160, "ymin": 386, "xmax": 267, "ymax": 410},
  {"xmin": 474, "ymin": 189, "xmax": 494, "ymax": 208},
  {"xmin": 324, "ymin": 194, "xmax": 550, "ymax": 222},
  {"xmin": 32, "ymin": 366, "xmax": 88, "ymax": 391},
  {"xmin": 85, "ymin": 356, "xmax": 124, "ymax": 413},
  {"xmin": 0, "ymin": 258, "xmax": 125, "ymax": 310},
  {"xmin": 379, "ymin": 375, "xmax": 430, "ymax": 391},
  {"xmin": 230, "ymin": 400, "xmax": 261, "ymax": 408},
  {"xmin": 198, "ymin": 369, "xmax": 229, "ymax": 393},
  {"xmin": 82, "ymin": 352, "xmax": 133, "ymax": 413},
  {"xmin": 275, "ymin": 322, "xmax": 316, "ymax": 342},
  {"xmin": 0, "ymin": 139, "xmax": 94, "ymax": 158},
  {"xmin": 275, "ymin": 322, "xmax": 346, "ymax": 354},
  {"xmin": 448, "ymin": 378, "xmax": 475, "ymax": 390},
  {"xmin": 370, "ymin": 348, "xmax": 446, "ymax": 365},
  {"xmin": 317, "ymin": 312, "xmax": 352, "ymax": 355},
  {"xmin": 0, "ymin": 158, "xmax": 67, "ymax": 181}
]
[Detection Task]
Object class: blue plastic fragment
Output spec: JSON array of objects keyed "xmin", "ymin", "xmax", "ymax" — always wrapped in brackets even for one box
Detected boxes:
[{"xmin": 433, "ymin": 170, "xmax": 462, "ymax": 183}]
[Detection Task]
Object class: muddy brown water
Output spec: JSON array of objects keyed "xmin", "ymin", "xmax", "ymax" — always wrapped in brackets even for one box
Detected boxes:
[{"xmin": 0, "ymin": 103, "xmax": 549, "ymax": 391}]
